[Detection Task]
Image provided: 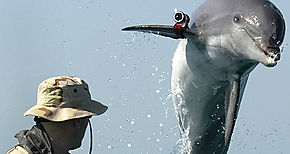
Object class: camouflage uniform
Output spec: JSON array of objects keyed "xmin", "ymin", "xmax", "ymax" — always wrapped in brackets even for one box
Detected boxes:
[
  {"xmin": 7, "ymin": 76, "xmax": 108, "ymax": 154},
  {"xmin": 6, "ymin": 146, "xmax": 28, "ymax": 154}
]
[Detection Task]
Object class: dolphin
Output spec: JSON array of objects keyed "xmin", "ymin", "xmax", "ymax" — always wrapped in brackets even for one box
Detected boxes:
[{"xmin": 122, "ymin": 0, "xmax": 286, "ymax": 153}]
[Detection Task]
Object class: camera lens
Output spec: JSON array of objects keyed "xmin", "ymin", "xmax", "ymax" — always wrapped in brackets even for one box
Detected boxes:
[{"xmin": 174, "ymin": 12, "xmax": 184, "ymax": 22}]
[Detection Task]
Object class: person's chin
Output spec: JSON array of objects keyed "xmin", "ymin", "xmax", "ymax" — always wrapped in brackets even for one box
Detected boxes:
[{"xmin": 69, "ymin": 142, "xmax": 82, "ymax": 150}]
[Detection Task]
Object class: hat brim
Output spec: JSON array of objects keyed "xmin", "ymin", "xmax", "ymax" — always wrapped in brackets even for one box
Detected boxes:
[{"xmin": 24, "ymin": 100, "xmax": 108, "ymax": 122}]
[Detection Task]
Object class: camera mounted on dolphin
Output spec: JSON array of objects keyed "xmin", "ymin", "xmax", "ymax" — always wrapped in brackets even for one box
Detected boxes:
[
  {"xmin": 173, "ymin": 11, "xmax": 190, "ymax": 36},
  {"xmin": 122, "ymin": 10, "xmax": 194, "ymax": 39}
]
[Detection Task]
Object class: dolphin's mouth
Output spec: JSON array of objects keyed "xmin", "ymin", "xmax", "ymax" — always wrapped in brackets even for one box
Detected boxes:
[
  {"xmin": 244, "ymin": 28, "xmax": 281, "ymax": 62},
  {"xmin": 261, "ymin": 46, "xmax": 281, "ymax": 61},
  {"xmin": 254, "ymin": 40, "xmax": 281, "ymax": 62}
]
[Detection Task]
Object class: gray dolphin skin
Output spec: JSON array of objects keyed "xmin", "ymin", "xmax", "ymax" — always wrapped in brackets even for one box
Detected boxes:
[{"xmin": 122, "ymin": 0, "xmax": 285, "ymax": 153}]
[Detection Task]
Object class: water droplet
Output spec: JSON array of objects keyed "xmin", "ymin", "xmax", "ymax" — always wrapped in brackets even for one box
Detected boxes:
[
  {"xmin": 147, "ymin": 114, "xmax": 151, "ymax": 118},
  {"xmin": 182, "ymin": 108, "xmax": 187, "ymax": 114},
  {"xmin": 153, "ymin": 66, "xmax": 159, "ymax": 72},
  {"xmin": 165, "ymin": 108, "xmax": 169, "ymax": 118},
  {"xmin": 212, "ymin": 85, "xmax": 221, "ymax": 95},
  {"xmin": 191, "ymin": 81, "xmax": 198, "ymax": 88},
  {"xmin": 159, "ymin": 123, "xmax": 164, "ymax": 127},
  {"xmin": 156, "ymin": 90, "xmax": 160, "ymax": 94},
  {"xmin": 166, "ymin": 93, "xmax": 172, "ymax": 100},
  {"xmin": 127, "ymin": 144, "xmax": 132, "ymax": 148},
  {"xmin": 216, "ymin": 104, "xmax": 220, "ymax": 109}
]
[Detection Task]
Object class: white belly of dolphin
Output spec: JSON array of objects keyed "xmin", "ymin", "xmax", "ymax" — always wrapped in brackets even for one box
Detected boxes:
[{"xmin": 172, "ymin": 39, "xmax": 240, "ymax": 153}]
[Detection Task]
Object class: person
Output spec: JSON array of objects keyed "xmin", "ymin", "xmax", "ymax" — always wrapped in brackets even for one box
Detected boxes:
[{"xmin": 7, "ymin": 76, "xmax": 108, "ymax": 154}]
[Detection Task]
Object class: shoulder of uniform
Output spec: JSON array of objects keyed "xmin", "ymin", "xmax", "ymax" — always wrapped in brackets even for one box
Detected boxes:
[
  {"xmin": 6, "ymin": 146, "xmax": 15, "ymax": 154},
  {"xmin": 6, "ymin": 146, "xmax": 29, "ymax": 154}
]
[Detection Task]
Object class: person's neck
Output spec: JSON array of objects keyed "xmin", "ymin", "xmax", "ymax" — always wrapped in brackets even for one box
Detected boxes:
[
  {"xmin": 42, "ymin": 124, "xmax": 70, "ymax": 154},
  {"xmin": 50, "ymin": 140, "xmax": 69, "ymax": 154}
]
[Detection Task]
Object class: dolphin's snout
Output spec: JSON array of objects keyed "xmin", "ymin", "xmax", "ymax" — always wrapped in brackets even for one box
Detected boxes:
[{"xmin": 266, "ymin": 46, "xmax": 281, "ymax": 61}]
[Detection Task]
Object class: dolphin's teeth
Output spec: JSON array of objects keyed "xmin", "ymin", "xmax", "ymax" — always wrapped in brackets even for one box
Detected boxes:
[
  {"xmin": 253, "ymin": 40, "xmax": 280, "ymax": 61},
  {"xmin": 268, "ymin": 52, "xmax": 275, "ymax": 58},
  {"xmin": 264, "ymin": 50, "xmax": 280, "ymax": 61}
]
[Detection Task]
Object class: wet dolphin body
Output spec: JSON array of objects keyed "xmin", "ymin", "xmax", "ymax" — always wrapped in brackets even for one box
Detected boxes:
[{"xmin": 122, "ymin": 0, "xmax": 285, "ymax": 153}]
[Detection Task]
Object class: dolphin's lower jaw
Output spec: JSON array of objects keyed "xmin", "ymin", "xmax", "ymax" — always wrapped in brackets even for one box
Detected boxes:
[{"xmin": 260, "ymin": 56, "xmax": 277, "ymax": 67}]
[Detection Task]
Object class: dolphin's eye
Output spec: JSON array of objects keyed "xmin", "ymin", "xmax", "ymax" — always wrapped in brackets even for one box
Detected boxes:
[{"xmin": 233, "ymin": 15, "xmax": 241, "ymax": 23}]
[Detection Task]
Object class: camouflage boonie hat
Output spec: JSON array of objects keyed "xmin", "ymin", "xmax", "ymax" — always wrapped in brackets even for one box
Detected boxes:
[{"xmin": 24, "ymin": 76, "xmax": 108, "ymax": 122}]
